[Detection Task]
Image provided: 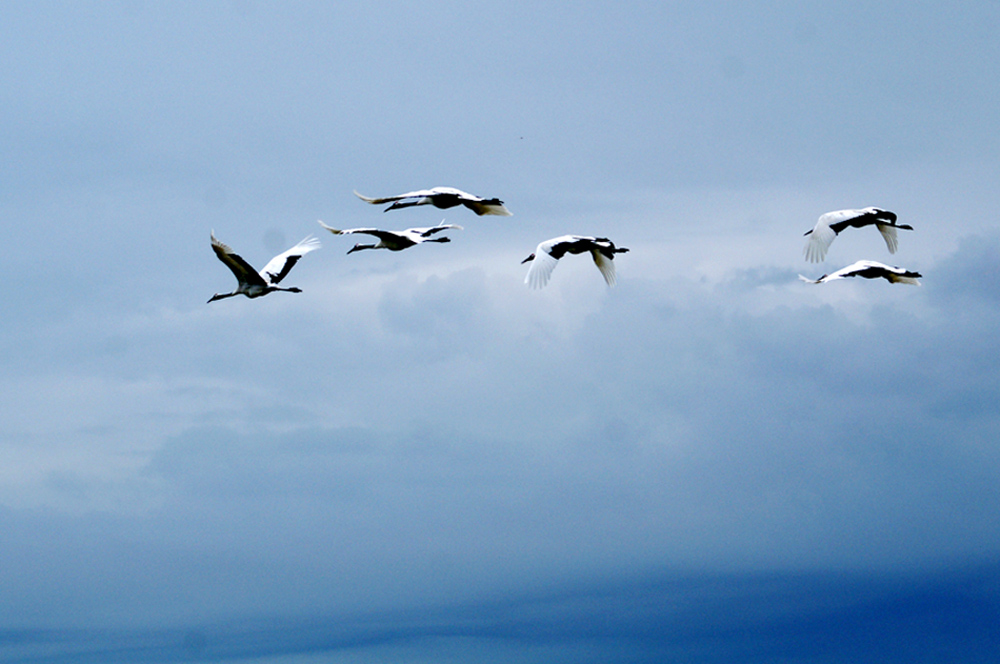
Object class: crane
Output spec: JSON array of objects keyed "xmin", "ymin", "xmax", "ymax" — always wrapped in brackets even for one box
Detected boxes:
[
  {"xmin": 208, "ymin": 231, "xmax": 321, "ymax": 302},
  {"xmin": 803, "ymin": 207, "xmax": 912, "ymax": 263},
  {"xmin": 799, "ymin": 260, "xmax": 922, "ymax": 285},
  {"xmin": 354, "ymin": 187, "xmax": 512, "ymax": 216},
  {"xmin": 522, "ymin": 235, "xmax": 629, "ymax": 289},
  {"xmin": 317, "ymin": 219, "xmax": 462, "ymax": 254}
]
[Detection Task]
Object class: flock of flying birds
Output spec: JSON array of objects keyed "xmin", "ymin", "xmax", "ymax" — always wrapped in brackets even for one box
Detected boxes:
[
  {"xmin": 207, "ymin": 186, "xmax": 629, "ymax": 302},
  {"xmin": 207, "ymin": 188, "xmax": 919, "ymax": 303}
]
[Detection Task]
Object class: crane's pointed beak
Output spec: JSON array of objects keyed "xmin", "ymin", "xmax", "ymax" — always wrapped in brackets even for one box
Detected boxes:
[{"xmin": 521, "ymin": 253, "xmax": 535, "ymax": 264}]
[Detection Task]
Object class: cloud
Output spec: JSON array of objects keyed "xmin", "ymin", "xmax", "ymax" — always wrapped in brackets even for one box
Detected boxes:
[
  {"xmin": 7, "ymin": 225, "xmax": 1000, "ymax": 632},
  {"xmin": 3, "ymin": 2, "xmax": 1000, "ymax": 654}
]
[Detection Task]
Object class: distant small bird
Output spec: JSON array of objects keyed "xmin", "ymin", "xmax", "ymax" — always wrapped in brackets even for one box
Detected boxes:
[
  {"xmin": 208, "ymin": 231, "xmax": 321, "ymax": 302},
  {"xmin": 318, "ymin": 219, "xmax": 462, "ymax": 254},
  {"xmin": 522, "ymin": 235, "xmax": 629, "ymax": 289},
  {"xmin": 799, "ymin": 260, "xmax": 922, "ymax": 285},
  {"xmin": 354, "ymin": 187, "xmax": 512, "ymax": 216},
  {"xmin": 803, "ymin": 207, "xmax": 912, "ymax": 263}
]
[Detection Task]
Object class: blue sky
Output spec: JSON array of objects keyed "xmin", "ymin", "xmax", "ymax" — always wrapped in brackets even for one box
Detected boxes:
[{"xmin": 2, "ymin": 1, "xmax": 1000, "ymax": 662}]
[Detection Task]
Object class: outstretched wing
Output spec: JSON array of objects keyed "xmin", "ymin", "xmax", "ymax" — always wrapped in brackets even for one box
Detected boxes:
[
  {"xmin": 524, "ymin": 244, "xmax": 561, "ymax": 289},
  {"xmin": 425, "ymin": 186, "xmax": 474, "ymax": 199},
  {"xmin": 799, "ymin": 259, "xmax": 866, "ymax": 283},
  {"xmin": 318, "ymin": 220, "xmax": 397, "ymax": 240},
  {"xmin": 410, "ymin": 223, "xmax": 464, "ymax": 238},
  {"xmin": 590, "ymin": 249, "xmax": 618, "ymax": 287},
  {"xmin": 423, "ymin": 187, "xmax": 513, "ymax": 216},
  {"xmin": 822, "ymin": 208, "xmax": 867, "ymax": 234},
  {"xmin": 211, "ymin": 232, "xmax": 268, "ymax": 287},
  {"xmin": 464, "ymin": 198, "xmax": 513, "ymax": 216},
  {"xmin": 822, "ymin": 260, "xmax": 874, "ymax": 282},
  {"xmin": 845, "ymin": 260, "xmax": 921, "ymax": 285},
  {"xmin": 259, "ymin": 235, "xmax": 321, "ymax": 284},
  {"xmin": 803, "ymin": 214, "xmax": 839, "ymax": 263},
  {"xmin": 354, "ymin": 189, "xmax": 439, "ymax": 205},
  {"xmin": 876, "ymin": 223, "xmax": 899, "ymax": 254}
]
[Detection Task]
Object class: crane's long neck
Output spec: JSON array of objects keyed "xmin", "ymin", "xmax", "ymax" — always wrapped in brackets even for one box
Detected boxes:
[
  {"xmin": 207, "ymin": 291, "xmax": 239, "ymax": 303},
  {"xmin": 347, "ymin": 243, "xmax": 379, "ymax": 254}
]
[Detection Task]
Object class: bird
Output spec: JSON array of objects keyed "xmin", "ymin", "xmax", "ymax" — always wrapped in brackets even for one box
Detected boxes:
[
  {"xmin": 799, "ymin": 260, "xmax": 922, "ymax": 285},
  {"xmin": 208, "ymin": 231, "xmax": 321, "ymax": 302},
  {"xmin": 354, "ymin": 187, "xmax": 513, "ymax": 216},
  {"xmin": 521, "ymin": 235, "xmax": 629, "ymax": 289},
  {"xmin": 317, "ymin": 219, "xmax": 463, "ymax": 254},
  {"xmin": 803, "ymin": 207, "xmax": 912, "ymax": 263}
]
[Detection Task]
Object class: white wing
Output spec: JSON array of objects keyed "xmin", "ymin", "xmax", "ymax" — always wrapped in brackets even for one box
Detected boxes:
[
  {"xmin": 424, "ymin": 186, "xmax": 477, "ymax": 199},
  {"xmin": 354, "ymin": 188, "xmax": 460, "ymax": 204},
  {"xmin": 821, "ymin": 208, "xmax": 867, "ymax": 225},
  {"xmin": 468, "ymin": 199, "xmax": 513, "ymax": 216},
  {"xmin": 317, "ymin": 219, "xmax": 346, "ymax": 234},
  {"xmin": 407, "ymin": 223, "xmax": 464, "ymax": 237},
  {"xmin": 844, "ymin": 259, "xmax": 921, "ymax": 285},
  {"xmin": 803, "ymin": 215, "xmax": 837, "ymax": 263},
  {"xmin": 818, "ymin": 260, "xmax": 872, "ymax": 283},
  {"xmin": 353, "ymin": 190, "xmax": 416, "ymax": 205},
  {"xmin": 317, "ymin": 221, "xmax": 394, "ymax": 239},
  {"xmin": 591, "ymin": 249, "xmax": 617, "ymax": 286},
  {"xmin": 259, "ymin": 236, "xmax": 321, "ymax": 284},
  {"xmin": 524, "ymin": 246, "xmax": 561, "ymax": 289},
  {"xmin": 799, "ymin": 261, "xmax": 859, "ymax": 284},
  {"xmin": 876, "ymin": 223, "xmax": 899, "ymax": 254}
]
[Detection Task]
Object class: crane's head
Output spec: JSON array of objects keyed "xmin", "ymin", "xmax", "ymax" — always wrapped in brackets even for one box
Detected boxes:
[{"xmin": 521, "ymin": 253, "xmax": 536, "ymax": 264}]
